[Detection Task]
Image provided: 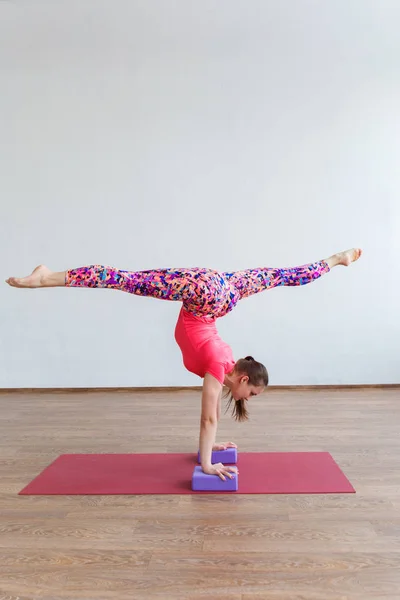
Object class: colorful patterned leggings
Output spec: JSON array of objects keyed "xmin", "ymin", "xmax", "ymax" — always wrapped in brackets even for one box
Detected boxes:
[{"xmin": 65, "ymin": 261, "xmax": 330, "ymax": 319}]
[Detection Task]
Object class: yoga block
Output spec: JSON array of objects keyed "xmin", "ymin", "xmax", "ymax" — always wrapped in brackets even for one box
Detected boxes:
[
  {"xmin": 197, "ymin": 447, "xmax": 237, "ymax": 464},
  {"xmin": 191, "ymin": 466, "xmax": 238, "ymax": 492}
]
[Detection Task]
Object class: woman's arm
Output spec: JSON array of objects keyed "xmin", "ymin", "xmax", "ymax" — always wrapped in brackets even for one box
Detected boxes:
[
  {"xmin": 216, "ymin": 388, "xmax": 222, "ymax": 421},
  {"xmin": 199, "ymin": 373, "xmax": 220, "ymax": 471},
  {"xmin": 199, "ymin": 373, "xmax": 238, "ymax": 480}
]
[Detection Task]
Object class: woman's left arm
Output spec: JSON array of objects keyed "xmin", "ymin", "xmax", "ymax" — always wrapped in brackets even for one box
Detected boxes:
[
  {"xmin": 213, "ymin": 389, "xmax": 237, "ymax": 452},
  {"xmin": 216, "ymin": 389, "xmax": 222, "ymax": 421}
]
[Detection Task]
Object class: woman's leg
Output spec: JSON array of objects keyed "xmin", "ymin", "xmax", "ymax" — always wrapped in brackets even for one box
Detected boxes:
[
  {"xmin": 224, "ymin": 248, "xmax": 362, "ymax": 300},
  {"xmin": 63, "ymin": 265, "xmax": 198, "ymax": 302},
  {"xmin": 6, "ymin": 263, "xmax": 219, "ymax": 308},
  {"xmin": 6, "ymin": 265, "xmax": 65, "ymax": 288}
]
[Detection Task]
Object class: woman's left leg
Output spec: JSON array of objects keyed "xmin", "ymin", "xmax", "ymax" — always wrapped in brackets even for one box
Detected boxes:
[{"xmin": 223, "ymin": 248, "xmax": 362, "ymax": 300}]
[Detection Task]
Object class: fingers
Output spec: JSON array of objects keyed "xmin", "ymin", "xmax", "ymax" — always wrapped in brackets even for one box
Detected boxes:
[
  {"xmin": 214, "ymin": 442, "xmax": 237, "ymax": 450},
  {"xmin": 227, "ymin": 466, "xmax": 238, "ymax": 475},
  {"xmin": 216, "ymin": 465, "xmax": 238, "ymax": 480},
  {"xmin": 212, "ymin": 464, "xmax": 225, "ymax": 481}
]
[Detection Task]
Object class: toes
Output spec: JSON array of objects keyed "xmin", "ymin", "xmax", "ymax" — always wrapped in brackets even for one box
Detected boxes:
[{"xmin": 8, "ymin": 277, "xmax": 21, "ymax": 287}]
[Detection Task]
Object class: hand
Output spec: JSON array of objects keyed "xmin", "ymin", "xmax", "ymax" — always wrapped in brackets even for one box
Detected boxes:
[
  {"xmin": 202, "ymin": 463, "xmax": 239, "ymax": 481},
  {"xmin": 212, "ymin": 441, "xmax": 237, "ymax": 451}
]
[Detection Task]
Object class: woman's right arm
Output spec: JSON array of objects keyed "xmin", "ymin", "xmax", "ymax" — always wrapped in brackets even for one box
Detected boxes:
[{"xmin": 199, "ymin": 373, "xmax": 238, "ymax": 481}]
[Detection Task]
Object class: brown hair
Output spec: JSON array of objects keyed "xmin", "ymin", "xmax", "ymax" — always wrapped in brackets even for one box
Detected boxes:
[{"xmin": 225, "ymin": 356, "xmax": 269, "ymax": 422}]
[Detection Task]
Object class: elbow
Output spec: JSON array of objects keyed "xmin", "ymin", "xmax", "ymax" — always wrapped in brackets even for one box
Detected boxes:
[{"xmin": 200, "ymin": 415, "xmax": 218, "ymax": 427}]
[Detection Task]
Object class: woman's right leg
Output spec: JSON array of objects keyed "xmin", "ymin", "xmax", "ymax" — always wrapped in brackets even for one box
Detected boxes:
[
  {"xmin": 6, "ymin": 265, "xmax": 65, "ymax": 288},
  {"xmin": 63, "ymin": 265, "xmax": 196, "ymax": 302},
  {"xmin": 6, "ymin": 264, "xmax": 237, "ymax": 319},
  {"xmin": 6, "ymin": 264, "xmax": 215, "ymax": 307},
  {"xmin": 6, "ymin": 263, "xmax": 187, "ymax": 298}
]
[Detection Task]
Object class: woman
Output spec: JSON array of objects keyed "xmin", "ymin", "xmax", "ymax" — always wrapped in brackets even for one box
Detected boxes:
[{"xmin": 6, "ymin": 247, "xmax": 362, "ymax": 480}]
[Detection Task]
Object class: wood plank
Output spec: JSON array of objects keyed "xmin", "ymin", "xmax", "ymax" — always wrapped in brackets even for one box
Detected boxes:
[{"xmin": 0, "ymin": 388, "xmax": 399, "ymax": 599}]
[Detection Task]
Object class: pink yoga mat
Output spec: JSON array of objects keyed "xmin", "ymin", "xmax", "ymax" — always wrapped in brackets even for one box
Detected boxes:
[{"xmin": 19, "ymin": 452, "xmax": 355, "ymax": 495}]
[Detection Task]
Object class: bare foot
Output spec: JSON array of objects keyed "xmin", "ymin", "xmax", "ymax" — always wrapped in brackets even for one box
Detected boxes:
[
  {"xmin": 6, "ymin": 265, "xmax": 52, "ymax": 288},
  {"xmin": 335, "ymin": 248, "xmax": 363, "ymax": 266},
  {"xmin": 326, "ymin": 248, "xmax": 362, "ymax": 269}
]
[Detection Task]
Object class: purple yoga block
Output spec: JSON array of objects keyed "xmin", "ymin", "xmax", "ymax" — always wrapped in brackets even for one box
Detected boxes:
[
  {"xmin": 191, "ymin": 466, "xmax": 238, "ymax": 492},
  {"xmin": 197, "ymin": 447, "xmax": 237, "ymax": 464}
]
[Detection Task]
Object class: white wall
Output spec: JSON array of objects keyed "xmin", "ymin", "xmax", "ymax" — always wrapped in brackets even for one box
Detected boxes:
[{"xmin": 1, "ymin": 0, "xmax": 399, "ymax": 387}]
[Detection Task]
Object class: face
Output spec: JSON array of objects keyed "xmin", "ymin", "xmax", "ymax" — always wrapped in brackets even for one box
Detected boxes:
[{"xmin": 231, "ymin": 375, "xmax": 264, "ymax": 401}]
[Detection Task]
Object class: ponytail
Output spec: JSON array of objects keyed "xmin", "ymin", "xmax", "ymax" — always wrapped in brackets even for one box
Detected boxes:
[{"xmin": 226, "ymin": 396, "xmax": 249, "ymax": 421}]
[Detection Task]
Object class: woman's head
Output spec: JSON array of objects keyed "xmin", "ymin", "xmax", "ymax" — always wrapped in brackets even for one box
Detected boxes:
[{"xmin": 225, "ymin": 356, "xmax": 269, "ymax": 421}]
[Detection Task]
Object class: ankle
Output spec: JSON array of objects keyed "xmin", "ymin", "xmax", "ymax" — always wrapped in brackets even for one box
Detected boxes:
[
  {"xmin": 326, "ymin": 254, "xmax": 339, "ymax": 269},
  {"xmin": 39, "ymin": 272, "xmax": 51, "ymax": 287},
  {"xmin": 42, "ymin": 270, "xmax": 65, "ymax": 287}
]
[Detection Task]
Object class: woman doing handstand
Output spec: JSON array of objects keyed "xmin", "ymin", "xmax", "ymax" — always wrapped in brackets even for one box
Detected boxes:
[{"xmin": 6, "ymin": 247, "xmax": 362, "ymax": 480}]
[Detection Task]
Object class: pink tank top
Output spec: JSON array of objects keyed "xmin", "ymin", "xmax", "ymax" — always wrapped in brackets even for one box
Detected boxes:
[{"xmin": 174, "ymin": 307, "xmax": 236, "ymax": 385}]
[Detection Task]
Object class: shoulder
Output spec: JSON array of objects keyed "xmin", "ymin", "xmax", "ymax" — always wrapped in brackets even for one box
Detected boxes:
[{"xmin": 203, "ymin": 370, "xmax": 224, "ymax": 389}]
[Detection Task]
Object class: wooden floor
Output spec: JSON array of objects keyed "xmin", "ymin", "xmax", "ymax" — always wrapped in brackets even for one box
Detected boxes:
[{"xmin": 0, "ymin": 387, "xmax": 399, "ymax": 600}]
